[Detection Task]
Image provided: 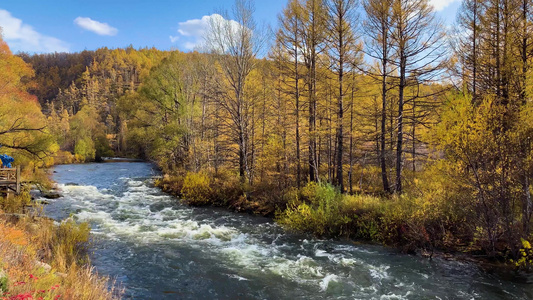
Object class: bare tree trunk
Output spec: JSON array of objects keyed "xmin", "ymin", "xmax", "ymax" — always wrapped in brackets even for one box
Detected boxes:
[
  {"xmin": 328, "ymin": 0, "xmax": 358, "ymax": 191},
  {"xmin": 349, "ymin": 81, "xmax": 354, "ymax": 194},
  {"xmin": 309, "ymin": 61, "xmax": 318, "ymax": 182},
  {"xmin": 380, "ymin": 48, "xmax": 390, "ymax": 193},
  {"xmin": 328, "ymin": 84, "xmax": 333, "ymax": 183},
  {"xmin": 214, "ymin": 100, "xmax": 220, "ymax": 176},
  {"xmin": 395, "ymin": 50, "xmax": 405, "ymax": 194},
  {"xmin": 523, "ymin": 174, "xmax": 532, "ymax": 234},
  {"xmin": 295, "ymin": 39, "xmax": 302, "ymax": 189},
  {"xmin": 336, "ymin": 53, "xmax": 344, "ymax": 192},
  {"xmin": 412, "ymin": 98, "xmax": 416, "ymax": 172}
]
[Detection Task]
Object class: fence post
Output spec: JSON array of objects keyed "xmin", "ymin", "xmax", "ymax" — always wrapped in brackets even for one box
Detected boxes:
[{"xmin": 16, "ymin": 166, "xmax": 20, "ymax": 194}]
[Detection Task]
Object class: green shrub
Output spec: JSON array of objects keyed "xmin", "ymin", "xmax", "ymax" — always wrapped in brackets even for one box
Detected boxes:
[
  {"xmin": 74, "ymin": 137, "xmax": 95, "ymax": 162},
  {"xmin": 0, "ymin": 269, "xmax": 7, "ymax": 294},
  {"xmin": 277, "ymin": 182, "xmax": 351, "ymax": 236},
  {"xmin": 300, "ymin": 182, "xmax": 339, "ymax": 205},
  {"xmin": 276, "ymin": 182, "xmax": 448, "ymax": 247},
  {"xmin": 338, "ymin": 194, "xmax": 386, "ymax": 240},
  {"xmin": 94, "ymin": 134, "xmax": 115, "ymax": 161}
]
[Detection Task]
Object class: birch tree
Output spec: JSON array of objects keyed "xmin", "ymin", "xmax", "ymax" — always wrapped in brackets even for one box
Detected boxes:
[{"xmin": 206, "ymin": 0, "xmax": 265, "ymax": 183}]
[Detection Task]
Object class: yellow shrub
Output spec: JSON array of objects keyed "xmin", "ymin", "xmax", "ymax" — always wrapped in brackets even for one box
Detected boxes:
[
  {"xmin": 181, "ymin": 172, "xmax": 212, "ymax": 205},
  {"xmin": 514, "ymin": 239, "xmax": 533, "ymax": 268},
  {"xmin": 52, "ymin": 220, "xmax": 90, "ymax": 271},
  {"xmin": 0, "ymin": 192, "xmax": 31, "ymax": 214},
  {"xmin": 52, "ymin": 150, "xmax": 76, "ymax": 165}
]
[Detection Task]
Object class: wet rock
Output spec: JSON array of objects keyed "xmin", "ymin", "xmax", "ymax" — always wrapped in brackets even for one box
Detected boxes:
[
  {"xmin": 34, "ymin": 261, "xmax": 52, "ymax": 273},
  {"xmin": 33, "ymin": 199, "xmax": 50, "ymax": 205},
  {"xmin": 42, "ymin": 191, "xmax": 62, "ymax": 199},
  {"xmin": 30, "ymin": 189, "xmax": 42, "ymax": 200}
]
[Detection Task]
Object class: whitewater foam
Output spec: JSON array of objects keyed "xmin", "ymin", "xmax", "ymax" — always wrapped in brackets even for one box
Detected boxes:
[{"xmin": 319, "ymin": 274, "xmax": 339, "ymax": 291}]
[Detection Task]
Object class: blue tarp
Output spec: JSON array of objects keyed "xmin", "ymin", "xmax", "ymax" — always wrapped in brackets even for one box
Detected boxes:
[
  {"xmin": 0, "ymin": 146, "xmax": 14, "ymax": 168},
  {"xmin": 0, "ymin": 154, "xmax": 14, "ymax": 168}
]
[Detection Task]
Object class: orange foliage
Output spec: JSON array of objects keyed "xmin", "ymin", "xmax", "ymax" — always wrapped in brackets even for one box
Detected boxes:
[
  {"xmin": 0, "ymin": 224, "xmax": 28, "ymax": 246},
  {"xmin": 0, "ymin": 35, "xmax": 52, "ymax": 160},
  {"xmin": 0, "ymin": 37, "xmax": 35, "ymax": 97}
]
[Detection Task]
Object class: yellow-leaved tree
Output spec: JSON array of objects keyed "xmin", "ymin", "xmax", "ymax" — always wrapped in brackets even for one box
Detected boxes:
[
  {"xmin": 431, "ymin": 92, "xmax": 533, "ymax": 261},
  {"xmin": 0, "ymin": 30, "xmax": 55, "ymax": 164}
]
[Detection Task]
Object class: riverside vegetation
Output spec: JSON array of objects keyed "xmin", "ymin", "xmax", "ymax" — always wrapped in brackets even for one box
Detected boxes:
[
  {"xmin": 0, "ymin": 208, "xmax": 120, "ymax": 300},
  {"xmin": 0, "ymin": 35, "xmax": 120, "ymax": 299},
  {"xmin": 1, "ymin": 2, "xmax": 533, "ymax": 296}
]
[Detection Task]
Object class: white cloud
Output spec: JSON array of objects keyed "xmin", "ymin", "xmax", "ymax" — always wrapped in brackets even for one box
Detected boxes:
[
  {"xmin": 169, "ymin": 35, "xmax": 179, "ymax": 43},
  {"xmin": 173, "ymin": 14, "xmax": 242, "ymax": 51},
  {"xmin": 183, "ymin": 41, "xmax": 197, "ymax": 50},
  {"xmin": 177, "ymin": 15, "xmax": 211, "ymax": 37},
  {"xmin": 430, "ymin": 0, "xmax": 459, "ymax": 11},
  {"xmin": 0, "ymin": 9, "xmax": 69, "ymax": 53},
  {"xmin": 74, "ymin": 17, "xmax": 117, "ymax": 36}
]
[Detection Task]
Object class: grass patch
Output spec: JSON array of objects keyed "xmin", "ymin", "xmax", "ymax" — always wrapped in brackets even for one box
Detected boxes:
[{"xmin": 0, "ymin": 198, "xmax": 121, "ymax": 299}]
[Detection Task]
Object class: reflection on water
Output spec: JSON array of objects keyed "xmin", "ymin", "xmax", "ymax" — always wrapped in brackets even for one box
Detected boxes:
[{"xmin": 43, "ymin": 162, "xmax": 533, "ymax": 299}]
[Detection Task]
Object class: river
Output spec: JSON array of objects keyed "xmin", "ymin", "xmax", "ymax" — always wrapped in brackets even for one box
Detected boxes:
[{"xmin": 42, "ymin": 162, "xmax": 532, "ymax": 299}]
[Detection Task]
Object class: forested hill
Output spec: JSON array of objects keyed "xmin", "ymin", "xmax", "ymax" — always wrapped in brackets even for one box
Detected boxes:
[
  {"xmin": 5, "ymin": 0, "xmax": 533, "ymax": 267},
  {"xmin": 20, "ymin": 47, "xmax": 167, "ymax": 110},
  {"xmin": 17, "ymin": 47, "xmax": 170, "ymax": 160}
]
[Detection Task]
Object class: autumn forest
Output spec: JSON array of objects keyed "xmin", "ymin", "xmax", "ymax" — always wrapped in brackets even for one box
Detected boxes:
[{"xmin": 2, "ymin": 0, "xmax": 533, "ymax": 284}]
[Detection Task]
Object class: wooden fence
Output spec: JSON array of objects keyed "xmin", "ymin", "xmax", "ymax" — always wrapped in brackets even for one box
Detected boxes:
[{"xmin": 0, "ymin": 166, "xmax": 21, "ymax": 195}]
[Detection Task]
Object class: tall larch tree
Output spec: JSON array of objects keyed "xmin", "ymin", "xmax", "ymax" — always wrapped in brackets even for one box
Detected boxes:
[
  {"xmin": 363, "ymin": 0, "xmax": 394, "ymax": 193},
  {"xmin": 300, "ymin": 0, "xmax": 328, "ymax": 182},
  {"xmin": 274, "ymin": 0, "xmax": 304, "ymax": 187},
  {"xmin": 455, "ymin": 0, "xmax": 483, "ymax": 102},
  {"xmin": 326, "ymin": 0, "xmax": 360, "ymax": 191},
  {"xmin": 390, "ymin": 0, "xmax": 445, "ymax": 193}
]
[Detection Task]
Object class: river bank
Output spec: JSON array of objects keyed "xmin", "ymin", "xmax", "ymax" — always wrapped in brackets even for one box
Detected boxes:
[
  {"xmin": 0, "ymin": 178, "xmax": 121, "ymax": 299},
  {"xmin": 155, "ymin": 171, "xmax": 533, "ymax": 273}
]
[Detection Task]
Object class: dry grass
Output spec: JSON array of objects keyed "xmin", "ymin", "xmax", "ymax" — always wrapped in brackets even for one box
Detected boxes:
[{"xmin": 0, "ymin": 214, "xmax": 122, "ymax": 300}]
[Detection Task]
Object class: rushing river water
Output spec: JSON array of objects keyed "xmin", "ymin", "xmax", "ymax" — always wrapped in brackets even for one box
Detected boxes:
[{"xmin": 42, "ymin": 162, "xmax": 532, "ymax": 299}]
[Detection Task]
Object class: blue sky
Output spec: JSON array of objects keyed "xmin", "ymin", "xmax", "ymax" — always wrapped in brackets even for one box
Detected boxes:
[{"xmin": 0, "ymin": 0, "xmax": 461, "ymax": 54}]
